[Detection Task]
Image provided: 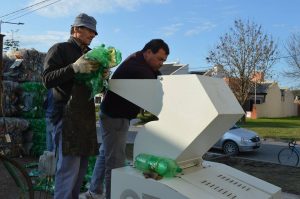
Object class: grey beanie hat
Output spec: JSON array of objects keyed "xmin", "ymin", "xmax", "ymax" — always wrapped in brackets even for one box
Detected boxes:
[{"xmin": 72, "ymin": 13, "xmax": 98, "ymax": 35}]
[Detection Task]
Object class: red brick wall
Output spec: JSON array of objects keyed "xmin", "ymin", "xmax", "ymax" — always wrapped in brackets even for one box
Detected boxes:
[{"xmin": 251, "ymin": 104, "xmax": 257, "ymax": 119}]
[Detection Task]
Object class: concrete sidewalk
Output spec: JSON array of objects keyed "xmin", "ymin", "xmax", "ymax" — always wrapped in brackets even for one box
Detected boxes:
[{"xmin": 262, "ymin": 138, "xmax": 300, "ymax": 146}]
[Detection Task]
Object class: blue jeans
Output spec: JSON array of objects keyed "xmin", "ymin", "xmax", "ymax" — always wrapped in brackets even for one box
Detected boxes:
[
  {"xmin": 89, "ymin": 113, "xmax": 129, "ymax": 199},
  {"xmin": 53, "ymin": 119, "xmax": 89, "ymax": 199},
  {"xmin": 45, "ymin": 117, "xmax": 54, "ymax": 152}
]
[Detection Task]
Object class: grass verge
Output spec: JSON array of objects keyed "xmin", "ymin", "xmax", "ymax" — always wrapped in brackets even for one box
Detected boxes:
[{"xmin": 240, "ymin": 117, "xmax": 300, "ymax": 141}]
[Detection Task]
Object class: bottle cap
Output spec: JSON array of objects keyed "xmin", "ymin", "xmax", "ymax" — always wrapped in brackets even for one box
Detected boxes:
[{"xmin": 176, "ymin": 167, "xmax": 182, "ymax": 173}]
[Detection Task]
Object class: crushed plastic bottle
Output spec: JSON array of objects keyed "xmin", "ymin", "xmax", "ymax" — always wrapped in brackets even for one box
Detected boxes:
[{"xmin": 134, "ymin": 153, "xmax": 182, "ymax": 178}]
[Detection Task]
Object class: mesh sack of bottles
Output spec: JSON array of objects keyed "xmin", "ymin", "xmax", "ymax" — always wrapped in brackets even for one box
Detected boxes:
[
  {"xmin": 75, "ymin": 44, "xmax": 122, "ymax": 97},
  {"xmin": 20, "ymin": 82, "xmax": 47, "ymax": 119},
  {"xmin": 0, "ymin": 117, "xmax": 30, "ymax": 156},
  {"xmin": 26, "ymin": 118, "xmax": 46, "ymax": 156},
  {"xmin": 18, "ymin": 82, "xmax": 47, "ymax": 156},
  {"xmin": 0, "ymin": 80, "xmax": 22, "ymax": 117}
]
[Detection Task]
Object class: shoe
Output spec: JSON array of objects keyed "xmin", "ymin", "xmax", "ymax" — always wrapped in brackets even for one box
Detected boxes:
[{"xmin": 79, "ymin": 190, "xmax": 105, "ymax": 199}]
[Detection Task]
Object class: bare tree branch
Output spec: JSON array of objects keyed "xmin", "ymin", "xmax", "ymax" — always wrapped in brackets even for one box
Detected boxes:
[
  {"xmin": 284, "ymin": 33, "xmax": 300, "ymax": 80},
  {"xmin": 206, "ymin": 19, "xmax": 279, "ymax": 108}
]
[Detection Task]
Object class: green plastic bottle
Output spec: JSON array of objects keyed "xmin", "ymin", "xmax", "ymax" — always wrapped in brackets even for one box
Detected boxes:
[{"xmin": 134, "ymin": 153, "xmax": 182, "ymax": 177}]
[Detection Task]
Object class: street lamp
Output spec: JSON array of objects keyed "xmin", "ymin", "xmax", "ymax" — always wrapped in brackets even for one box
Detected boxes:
[{"xmin": 0, "ymin": 20, "xmax": 24, "ymax": 34}]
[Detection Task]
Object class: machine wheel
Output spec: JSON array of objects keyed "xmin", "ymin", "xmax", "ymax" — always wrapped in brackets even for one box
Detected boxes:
[{"xmin": 223, "ymin": 141, "xmax": 239, "ymax": 155}]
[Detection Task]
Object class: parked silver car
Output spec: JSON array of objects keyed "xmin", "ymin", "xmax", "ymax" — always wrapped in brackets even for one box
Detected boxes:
[{"xmin": 212, "ymin": 125, "xmax": 261, "ymax": 155}]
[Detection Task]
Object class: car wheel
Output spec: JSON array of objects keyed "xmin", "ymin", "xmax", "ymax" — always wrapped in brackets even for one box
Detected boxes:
[{"xmin": 223, "ymin": 141, "xmax": 239, "ymax": 155}]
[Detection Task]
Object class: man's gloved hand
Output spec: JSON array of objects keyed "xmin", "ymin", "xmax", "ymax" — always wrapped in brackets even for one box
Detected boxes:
[
  {"xmin": 72, "ymin": 55, "xmax": 100, "ymax": 73},
  {"xmin": 102, "ymin": 69, "xmax": 111, "ymax": 80}
]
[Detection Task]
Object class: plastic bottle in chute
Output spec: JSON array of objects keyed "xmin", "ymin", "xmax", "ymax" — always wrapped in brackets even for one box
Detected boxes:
[{"xmin": 134, "ymin": 153, "xmax": 182, "ymax": 178}]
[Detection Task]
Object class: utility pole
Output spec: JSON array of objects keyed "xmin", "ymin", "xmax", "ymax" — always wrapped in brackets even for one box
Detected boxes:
[
  {"xmin": 0, "ymin": 33, "xmax": 4, "ymax": 103},
  {"xmin": 0, "ymin": 20, "xmax": 24, "ymax": 113}
]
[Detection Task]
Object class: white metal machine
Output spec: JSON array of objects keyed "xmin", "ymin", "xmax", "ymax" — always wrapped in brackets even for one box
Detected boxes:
[{"xmin": 109, "ymin": 75, "xmax": 281, "ymax": 199}]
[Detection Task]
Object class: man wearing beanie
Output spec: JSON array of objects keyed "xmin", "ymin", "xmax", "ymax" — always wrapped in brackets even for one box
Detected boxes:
[{"xmin": 42, "ymin": 13, "xmax": 102, "ymax": 199}]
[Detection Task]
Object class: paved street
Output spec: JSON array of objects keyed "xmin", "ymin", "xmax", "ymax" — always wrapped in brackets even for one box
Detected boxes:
[{"xmin": 234, "ymin": 139, "xmax": 300, "ymax": 167}]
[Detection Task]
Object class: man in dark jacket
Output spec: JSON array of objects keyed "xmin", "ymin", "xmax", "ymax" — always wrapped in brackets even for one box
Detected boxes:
[
  {"xmin": 42, "ymin": 13, "xmax": 101, "ymax": 199},
  {"xmin": 84, "ymin": 39, "xmax": 169, "ymax": 199}
]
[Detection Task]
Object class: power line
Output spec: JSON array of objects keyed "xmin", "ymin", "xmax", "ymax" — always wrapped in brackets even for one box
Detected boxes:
[
  {"xmin": 0, "ymin": 0, "xmax": 55, "ymax": 19},
  {"xmin": 6, "ymin": 0, "xmax": 62, "ymax": 22}
]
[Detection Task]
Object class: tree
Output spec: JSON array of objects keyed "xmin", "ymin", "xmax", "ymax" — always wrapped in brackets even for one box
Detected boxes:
[
  {"xmin": 206, "ymin": 19, "xmax": 279, "ymax": 112},
  {"xmin": 284, "ymin": 33, "xmax": 300, "ymax": 82},
  {"xmin": 3, "ymin": 38, "xmax": 20, "ymax": 51}
]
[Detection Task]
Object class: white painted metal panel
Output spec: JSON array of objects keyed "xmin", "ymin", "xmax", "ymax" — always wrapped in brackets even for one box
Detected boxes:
[{"xmin": 109, "ymin": 75, "xmax": 244, "ymax": 162}]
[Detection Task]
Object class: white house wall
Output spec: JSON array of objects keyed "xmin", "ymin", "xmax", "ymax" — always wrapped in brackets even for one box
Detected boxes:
[
  {"xmin": 255, "ymin": 83, "xmax": 297, "ymax": 118},
  {"xmin": 282, "ymin": 90, "xmax": 298, "ymax": 117}
]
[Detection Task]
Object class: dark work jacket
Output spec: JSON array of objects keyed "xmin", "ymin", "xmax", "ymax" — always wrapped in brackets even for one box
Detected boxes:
[
  {"xmin": 42, "ymin": 37, "xmax": 98, "ymax": 156},
  {"xmin": 101, "ymin": 51, "xmax": 161, "ymax": 120}
]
